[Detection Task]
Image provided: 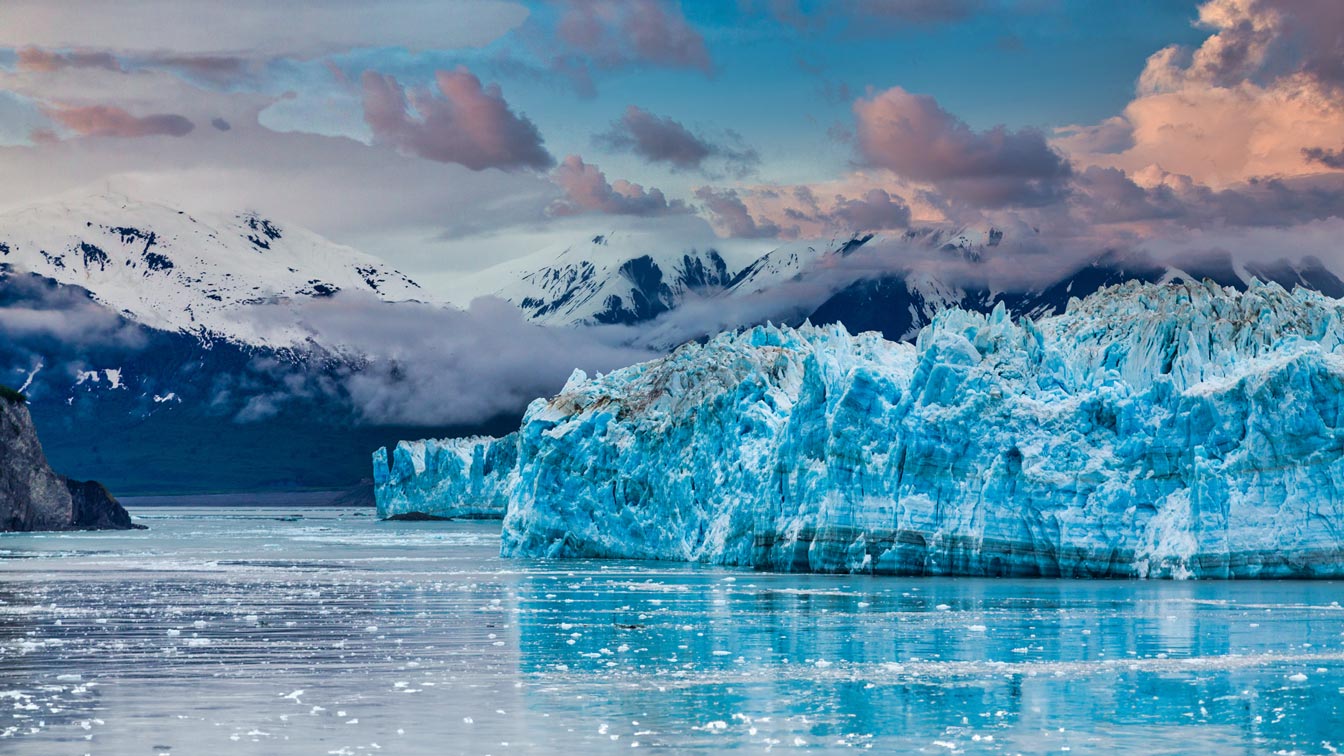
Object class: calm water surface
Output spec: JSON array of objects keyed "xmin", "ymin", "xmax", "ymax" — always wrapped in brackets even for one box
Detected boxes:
[{"xmin": 1, "ymin": 507, "xmax": 1343, "ymax": 754}]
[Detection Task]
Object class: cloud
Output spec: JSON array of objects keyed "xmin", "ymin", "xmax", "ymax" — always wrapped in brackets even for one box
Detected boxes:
[
  {"xmin": 1052, "ymin": 117, "xmax": 1134, "ymax": 156},
  {"xmin": 694, "ymin": 187, "xmax": 786, "ymax": 238},
  {"xmin": 548, "ymin": 155, "xmax": 690, "ymax": 217},
  {"xmin": 39, "ymin": 104, "xmax": 195, "ymax": 139},
  {"xmin": 238, "ymin": 292, "xmax": 655, "ymax": 425},
  {"xmin": 1072, "ymin": 164, "xmax": 1344, "ymax": 228},
  {"xmin": 547, "ymin": 0, "xmax": 712, "ymax": 89},
  {"xmin": 821, "ymin": 188, "xmax": 913, "ymax": 230},
  {"xmin": 853, "ymin": 86, "xmax": 1072, "ymax": 208},
  {"xmin": 361, "ymin": 67, "xmax": 553, "ymax": 172},
  {"xmin": 596, "ymin": 105, "xmax": 759, "ymax": 176},
  {"xmin": 1303, "ymin": 146, "xmax": 1344, "ymax": 169},
  {"xmin": 0, "ymin": 0, "xmax": 528, "ymax": 59},
  {"xmin": 0, "ymin": 101, "xmax": 560, "ymax": 277},
  {"xmin": 1064, "ymin": 0, "xmax": 1344, "ymax": 186},
  {"xmin": 0, "ymin": 272, "xmax": 148, "ymax": 352},
  {"xmin": 16, "ymin": 47, "xmax": 121, "ymax": 73}
]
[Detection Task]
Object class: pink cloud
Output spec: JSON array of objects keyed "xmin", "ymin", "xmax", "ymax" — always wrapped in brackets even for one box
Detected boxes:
[
  {"xmin": 549, "ymin": 155, "xmax": 690, "ymax": 216},
  {"xmin": 40, "ymin": 104, "xmax": 194, "ymax": 138},
  {"xmin": 556, "ymin": 0, "xmax": 711, "ymax": 73},
  {"xmin": 853, "ymin": 86, "xmax": 1072, "ymax": 208},
  {"xmin": 694, "ymin": 186, "xmax": 787, "ymax": 238},
  {"xmin": 1063, "ymin": 0, "xmax": 1344, "ymax": 186},
  {"xmin": 361, "ymin": 67, "xmax": 553, "ymax": 172},
  {"xmin": 16, "ymin": 47, "xmax": 121, "ymax": 72},
  {"xmin": 596, "ymin": 105, "xmax": 758, "ymax": 176}
]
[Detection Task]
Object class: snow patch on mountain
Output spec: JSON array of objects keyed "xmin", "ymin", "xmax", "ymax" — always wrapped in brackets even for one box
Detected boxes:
[
  {"xmin": 0, "ymin": 191, "xmax": 423, "ymax": 347},
  {"xmin": 461, "ymin": 229, "xmax": 762, "ymax": 326}
]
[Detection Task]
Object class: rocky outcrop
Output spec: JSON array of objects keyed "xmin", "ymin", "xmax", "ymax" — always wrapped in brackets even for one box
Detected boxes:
[{"xmin": 1, "ymin": 389, "xmax": 140, "ymax": 531}]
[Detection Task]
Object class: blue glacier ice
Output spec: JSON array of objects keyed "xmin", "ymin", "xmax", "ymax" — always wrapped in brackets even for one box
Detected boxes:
[
  {"xmin": 375, "ymin": 281, "xmax": 1344, "ymax": 577},
  {"xmin": 373, "ymin": 434, "xmax": 516, "ymax": 519}
]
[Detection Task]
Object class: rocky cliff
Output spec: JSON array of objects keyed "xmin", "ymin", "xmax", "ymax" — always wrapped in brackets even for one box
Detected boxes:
[{"xmin": 1, "ymin": 388, "xmax": 138, "ymax": 531}]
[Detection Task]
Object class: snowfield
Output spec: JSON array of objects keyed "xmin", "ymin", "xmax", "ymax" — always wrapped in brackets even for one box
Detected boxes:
[{"xmin": 0, "ymin": 191, "xmax": 421, "ymax": 347}]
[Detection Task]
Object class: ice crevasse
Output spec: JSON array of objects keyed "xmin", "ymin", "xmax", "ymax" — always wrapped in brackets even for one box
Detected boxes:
[{"xmin": 374, "ymin": 280, "xmax": 1344, "ymax": 578}]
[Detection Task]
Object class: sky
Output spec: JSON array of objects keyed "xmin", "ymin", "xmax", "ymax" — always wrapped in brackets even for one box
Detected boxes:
[{"xmin": 0, "ymin": 0, "xmax": 1341, "ymax": 297}]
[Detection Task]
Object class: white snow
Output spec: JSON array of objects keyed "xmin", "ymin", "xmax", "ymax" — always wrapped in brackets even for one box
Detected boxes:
[{"xmin": 0, "ymin": 190, "xmax": 423, "ymax": 347}]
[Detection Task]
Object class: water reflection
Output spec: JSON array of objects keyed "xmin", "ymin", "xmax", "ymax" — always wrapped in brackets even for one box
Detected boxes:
[{"xmin": 0, "ymin": 509, "xmax": 1341, "ymax": 754}]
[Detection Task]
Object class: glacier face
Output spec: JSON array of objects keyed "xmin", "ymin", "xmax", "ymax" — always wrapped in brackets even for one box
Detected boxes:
[
  {"xmin": 373, "ymin": 434, "xmax": 517, "ymax": 519},
  {"xmin": 377, "ymin": 281, "xmax": 1344, "ymax": 577}
]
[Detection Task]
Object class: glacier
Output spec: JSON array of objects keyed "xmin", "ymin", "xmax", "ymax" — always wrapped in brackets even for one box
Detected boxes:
[
  {"xmin": 373, "ymin": 434, "xmax": 517, "ymax": 519},
  {"xmin": 374, "ymin": 280, "xmax": 1344, "ymax": 578}
]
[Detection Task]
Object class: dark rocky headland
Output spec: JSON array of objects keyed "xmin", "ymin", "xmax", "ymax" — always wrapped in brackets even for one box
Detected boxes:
[{"xmin": 1, "ymin": 385, "xmax": 140, "ymax": 531}]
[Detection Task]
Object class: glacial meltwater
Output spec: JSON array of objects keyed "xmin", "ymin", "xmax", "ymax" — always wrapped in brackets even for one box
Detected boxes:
[{"xmin": 2, "ymin": 507, "xmax": 1343, "ymax": 755}]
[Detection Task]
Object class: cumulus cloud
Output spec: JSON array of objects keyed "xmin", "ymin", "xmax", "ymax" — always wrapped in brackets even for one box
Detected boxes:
[
  {"xmin": 1064, "ymin": 0, "xmax": 1344, "ymax": 186},
  {"xmin": 39, "ymin": 104, "xmax": 195, "ymax": 139},
  {"xmin": 853, "ymin": 86, "xmax": 1072, "ymax": 208},
  {"xmin": 0, "ymin": 0, "xmax": 527, "ymax": 59},
  {"xmin": 361, "ymin": 67, "xmax": 553, "ymax": 172},
  {"xmin": 812, "ymin": 188, "xmax": 911, "ymax": 231},
  {"xmin": 694, "ymin": 187, "xmax": 786, "ymax": 238},
  {"xmin": 548, "ymin": 155, "xmax": 690, "ymax": 217},
  {"xmin": 542, "ymin": 0, "xmax": 711, "ymax": 93},
  {"xmin": 596, "ymin": 105, "xmax": 760, "ymax": 177}
]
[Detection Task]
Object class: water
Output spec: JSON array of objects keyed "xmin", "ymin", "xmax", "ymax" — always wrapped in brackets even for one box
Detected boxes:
[{"xmin": 2, "ymin": 508, "xmax": 1343, "ymax": 755}]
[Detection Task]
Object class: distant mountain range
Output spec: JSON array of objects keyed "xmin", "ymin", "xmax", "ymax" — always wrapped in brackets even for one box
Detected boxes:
[
  {"xmin": 0, "ymin": 193, "xmax": 492, "ymax": 495},
  {"xmin": 5, "ymin": 191, "xmax": 1342, "ymax": 494},
  {"xmin": 466, "ymin": 225, "xmax": 1344, "ymax": 343}
]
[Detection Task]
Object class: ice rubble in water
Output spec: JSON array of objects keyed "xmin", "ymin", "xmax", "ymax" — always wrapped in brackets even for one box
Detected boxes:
[{"xmin": 375, "ymin": 280, "xmax": 1344, "ymax": 578}]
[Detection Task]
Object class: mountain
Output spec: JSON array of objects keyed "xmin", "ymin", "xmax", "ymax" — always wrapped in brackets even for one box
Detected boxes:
[
  {"xmin": 474, "ymin": 225, "xmax": 1344, "ymax": 347},
  {"xmin": 465, "ymin": 230, "xmax": 752, "ymax": 326},
  {"xmin": 0, "ymin": 192, "xmax": 491, "ymax": 495},
  {"xmin": 378, "ymin": 280, "xmax": 1344, "ymax": 579},
  {"xmin": 0, "ymin": 191, "xmax": 421, "ymax": 347}
]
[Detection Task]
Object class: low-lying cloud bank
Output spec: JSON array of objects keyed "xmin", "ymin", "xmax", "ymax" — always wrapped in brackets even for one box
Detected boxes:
[{"xmin": 234, "ymin": 292, "xmax": 656, "ymax": 426}]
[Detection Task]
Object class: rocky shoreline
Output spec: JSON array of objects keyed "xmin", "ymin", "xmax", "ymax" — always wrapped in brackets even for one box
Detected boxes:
[{"xmin": 1, "ymin": 387, "xmax": 141, "ymax": 532}]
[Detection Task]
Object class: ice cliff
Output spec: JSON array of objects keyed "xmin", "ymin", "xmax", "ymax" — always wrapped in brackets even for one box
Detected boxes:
[
  {"xmin": 375, "ymin": 281, "xmax": 1344, "ymax": 578},
  {"xmin": 373, "ymin": 434, "xmax": 517, "ymax": 519}
]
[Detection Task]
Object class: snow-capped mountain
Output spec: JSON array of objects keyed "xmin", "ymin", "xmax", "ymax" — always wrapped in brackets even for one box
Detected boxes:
[
  {"xmin": 465, "ymin": 230, "xmax": 755, "ymax": 326},
  {"xmin": 470, "ymin": 223, "xmax": 1344, "ymax": 348},
  {"xmin": 0, "ymin": 192, "xmax": 460, "ymax": 495},
  {"xmin": 0, "ymin": 191, "xmax": 422, "ymax": 347},
  {"xmin": 458, "ymin": 225, "xmax": 1012, "ymax": 334}
]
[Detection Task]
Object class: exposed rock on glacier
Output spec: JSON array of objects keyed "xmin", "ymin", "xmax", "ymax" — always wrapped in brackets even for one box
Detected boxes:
[
  {"xmin": 378, "ymin": 281, "xmax": 1344, "ymax": 577},
  {"xmin": 373, "ymin": 435, "xmax": 517, "ymax": 519}
]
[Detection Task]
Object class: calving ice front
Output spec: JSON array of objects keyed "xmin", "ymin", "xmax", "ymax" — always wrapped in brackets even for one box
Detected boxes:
[{"xmin": 375, "ymin": 280, "xmax": 1344, "ymax": 578}]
